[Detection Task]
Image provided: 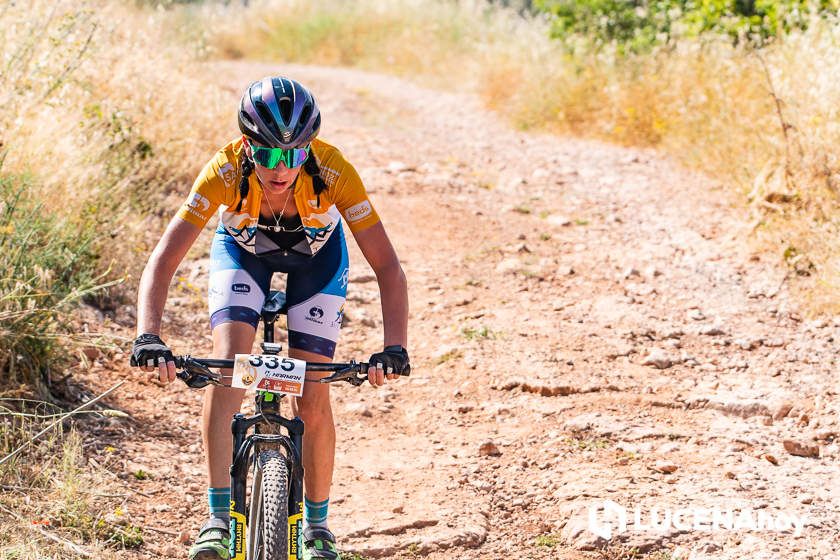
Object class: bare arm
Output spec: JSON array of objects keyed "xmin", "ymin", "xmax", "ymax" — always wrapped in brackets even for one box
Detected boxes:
[
  {"xmin": 351, "ymin": 222, "xmax": 408, "ymax": 349},
  {"xmin": 136, "ymin": 217, "xmax": 203, "ymax": 336}
]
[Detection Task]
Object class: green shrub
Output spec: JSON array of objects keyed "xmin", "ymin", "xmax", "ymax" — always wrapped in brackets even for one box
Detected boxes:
[
  {"xmin": 534, "ymin": 0, "xmax": 840, "ymax": 50},
  {"xmin": 0, "ymin": 172, "xmax": 111, "ymax": 390}
]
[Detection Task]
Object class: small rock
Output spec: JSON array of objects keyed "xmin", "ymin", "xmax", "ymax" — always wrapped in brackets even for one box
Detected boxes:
[
  {"xmin": 479, "ymin": 441, "xmax": 502, "ymax": 457},
  {"xmin": 623, "ymin": 267, "xmax": 641, "ymax": 279},
  {"xmin": 800, "ymin": 495, "xmax": 813, "ymax": 505},
  {"xmin": 495, "ymin": 258, "xmax": 521, "ymax": 274},
  {"xmin": 656, "ymin": 442, "xmax": 680, "ymax": 454},
  {"xmin": 783, "ymin": 439, "xmax": 820, "ymax": 458},
  {"xmin": 641, "ymin": 349, "xmax": 673, "ymax": 369},
  {"xmin": 346, "ymin": 403, "xmax": 373, "ymax": 417},
  {"xmin": 386, "ymin": 161, "xmax": 415, "ymax": 173},
  {"xmin": 688, "ymin": 309, "xmax": 706, "ymax": 321},
  {"xmin": 700, "ymin": 325, "xmax": 726, "ymax": 336},
  {"xmin": 773, "ymin": 403, "xmax": 794, "ymax": 420},
  {"xmin": 557, "ymin": 264, "xmax": 575, "ymax": 276},
  {"xmin": 734, "ymin": 338, "xmax": 759, "ymax": 350},
  {"xmin": 178, "ymin": 530, "xmax": 191, "ymax": 544},
  {"xmin": 652, "ymin": 461, "xmax": 678, "ymax": 474},
  {"xmin": 547, "ymin": 215, "xmax": 572, "ymax": 227},
  {"xmin": 763, "ymin": 337, "xmax": 785, "ymax": 347},
  {"xmin": 607, "ymin": 345, "xmax": 634, "ymax": 360},
  {"xmin": 763, "ymin": 453, "xmax": 779, "ymax": 465}
]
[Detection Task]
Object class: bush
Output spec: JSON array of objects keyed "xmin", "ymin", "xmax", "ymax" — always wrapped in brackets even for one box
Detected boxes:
[
  {"xmin": 0, "ymin": 0, "xmax": 230, "ymax": 390},
  {"xmin": 534, "ymin": 0, "xmax": 840, "ymax": 50},
  {"xmin": 0, "ymin": 173, "xmax": 112, "ymax": 390}
]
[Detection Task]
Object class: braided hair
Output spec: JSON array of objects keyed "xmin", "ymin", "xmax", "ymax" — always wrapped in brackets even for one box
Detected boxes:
[
  {"xmin": 233, "ymin": 151, "xmax": 254, "ymax": 212},
  {"xmin": 304, "ymin": 149, "xmax": 328, "ymax": 207},
  {"xmin": 233, "ymin": 144, "xmax": 327, "ymax": 211}
]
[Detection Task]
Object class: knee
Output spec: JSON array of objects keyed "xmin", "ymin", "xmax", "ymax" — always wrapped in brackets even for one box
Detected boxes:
[
  {"xmin": 205, "ymin": 385, "xmax": 245, "ymax": 415},
  {"xmin": 294, "ymin": 392, "xmax": 333, "ymax": 426}
]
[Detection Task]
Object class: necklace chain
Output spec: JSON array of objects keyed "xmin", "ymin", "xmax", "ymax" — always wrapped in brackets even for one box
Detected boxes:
[
  {"xmin": 264, "ymin": 187, "xmax": 292, "ymax": 225},
  {"xmin": 259, "ymin": 187, "xmax": 303, "ymax": 233}
]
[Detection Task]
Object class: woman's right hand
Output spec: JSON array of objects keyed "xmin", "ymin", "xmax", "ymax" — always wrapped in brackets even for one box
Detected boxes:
[{"xmin": 130, "ymin": 333, "xmax": 176, "ymax": 383}]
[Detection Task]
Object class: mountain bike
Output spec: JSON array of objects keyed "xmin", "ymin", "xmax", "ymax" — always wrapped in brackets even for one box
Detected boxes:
[{"xmin": 173, "ymin": 290, "xmax": 409, "ymax": 560}]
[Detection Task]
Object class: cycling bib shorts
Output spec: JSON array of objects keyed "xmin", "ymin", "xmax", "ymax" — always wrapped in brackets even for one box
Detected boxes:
[{"xmin": 208, "ymin": 223, "xmax": 349, "ymax": 358}]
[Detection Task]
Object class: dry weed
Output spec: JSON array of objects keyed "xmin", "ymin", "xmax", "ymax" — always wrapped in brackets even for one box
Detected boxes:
[{"xmin": 0, "ymin": 412, "xmax": 135, "ymax": 559}]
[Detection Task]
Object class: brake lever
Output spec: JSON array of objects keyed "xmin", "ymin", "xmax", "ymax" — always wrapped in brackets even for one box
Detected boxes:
[
  {"xmin": 176, "ymin": 356, "xmax": 221, "ymax": 389},
  {"xmin": 317, "ymin": 363, "xmax": 367, "ymax": 386},
  {"xmin": 177, "ymin": 370, "xmax": 214, "ymax": 389}
]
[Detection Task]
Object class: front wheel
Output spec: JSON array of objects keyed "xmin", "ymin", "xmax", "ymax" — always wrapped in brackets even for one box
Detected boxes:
[{"xmin": 248, "ymin": 450, "xmax": 290, "ymax": 559}]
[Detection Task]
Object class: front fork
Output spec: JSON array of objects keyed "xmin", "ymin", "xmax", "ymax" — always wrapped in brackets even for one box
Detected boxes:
[{"xmin": 227, "ymin": 405, "xmax": 305, "ymax": 560}]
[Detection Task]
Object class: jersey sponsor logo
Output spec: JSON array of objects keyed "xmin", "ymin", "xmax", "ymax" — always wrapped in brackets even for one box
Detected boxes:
[
  {"xmin": 231, "ymin": 283, "xmax": 250, "ymax": 294},
  {"xmin": 339, "ymin": 267, "xmax": 349, "ymax": 290},
  {"xmin": 187, "ymin": 192, "xmax": 211, "ymax": 213},
  {"xmin": 218, "ymin": 162, "xmax": 236, "ymax": 187},
  {"xmin": 345, "ymin": 200, "xmax": 372, "ymax": 223},
  {"xmin": 183, "ymin": 206, "xmax": 206, "ymax": 220},
  {"xmin": 330, "ymin": 303, "xmax": 344, "ymax": 328},
  {"xmin": 306, "ymin": 306, "xmax": 325, "ymax": 325}
]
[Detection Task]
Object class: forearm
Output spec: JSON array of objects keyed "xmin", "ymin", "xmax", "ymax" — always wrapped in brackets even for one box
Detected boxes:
[
  {"xmin": 134, "ymin": 217, "xmax": 203, "ymax": 337},
  {"xmin": 135, "ymin": 256, "xmax": 177, "ymax": 336},
  {"xmin": 376, "ymin": 262, "xmax": 408, "ymax": 348}
]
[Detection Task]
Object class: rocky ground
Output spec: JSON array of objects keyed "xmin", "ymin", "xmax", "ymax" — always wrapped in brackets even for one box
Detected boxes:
[{"xmin": 73, "ymin": 62, "xmax": 838, "ymax": 559}]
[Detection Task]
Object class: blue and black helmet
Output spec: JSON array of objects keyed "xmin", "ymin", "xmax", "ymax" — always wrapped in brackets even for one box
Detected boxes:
[{"xmin": 238, "ymin": 76, "xmax": 321, "ymax": 148}]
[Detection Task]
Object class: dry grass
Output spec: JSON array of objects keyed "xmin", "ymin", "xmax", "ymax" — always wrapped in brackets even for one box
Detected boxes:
[
  {"xmin": 193, "ymin": 0, "xmax": 839, "ymax": 314},
  {"xmin": 1, "ymin": 3, "xmax": 229, "ymax": 553},
  {"xmin": 0, "ymin": 409, "xmax": 137, "ymax": 559},
  {"xmin": 0, "ymin": 0, "xmax": 234, "ymax": 389},
  {"xmin": 1, "ymin": 0, "xmax": 230, "ymax": 265}
]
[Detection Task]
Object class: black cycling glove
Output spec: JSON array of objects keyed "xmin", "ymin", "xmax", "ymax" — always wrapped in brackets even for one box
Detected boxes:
[
  {"xmin": 130, "ymin": 333, "xmax": 174, "ymax": 368},
  {"xmin": 368, "ymin": 345, "xmax": 411, "ymax": 375}
]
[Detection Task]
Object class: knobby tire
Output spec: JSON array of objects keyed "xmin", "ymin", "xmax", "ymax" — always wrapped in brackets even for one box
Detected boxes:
[{"xmin": 248, "ymin": 450, "xmax": 291, "ymax": 560}]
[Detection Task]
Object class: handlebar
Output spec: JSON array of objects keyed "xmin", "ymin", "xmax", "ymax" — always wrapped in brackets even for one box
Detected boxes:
[{"xmin": 174, "ymin": 355, "xmax": 409, "ymax": 389}]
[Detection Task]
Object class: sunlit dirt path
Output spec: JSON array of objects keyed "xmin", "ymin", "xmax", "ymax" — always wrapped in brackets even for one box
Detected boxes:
[{"xmin": 88, "ymin": 62, "xmax": 837, "ymax": 560}]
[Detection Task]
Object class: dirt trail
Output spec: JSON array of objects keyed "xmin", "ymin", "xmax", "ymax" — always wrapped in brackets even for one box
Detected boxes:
[{"xmin": 82, "ymin": 62, "xmax": 838, "ymax": 559}]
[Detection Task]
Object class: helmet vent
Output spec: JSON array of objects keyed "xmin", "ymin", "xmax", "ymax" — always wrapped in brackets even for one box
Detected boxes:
[
  {"xmin": 254, "ymin": 102, "xmax": 276, "ymax": 136},
  {"xmin": 278, "ymin": 97, "xmax": 293, "ymax": 124}
]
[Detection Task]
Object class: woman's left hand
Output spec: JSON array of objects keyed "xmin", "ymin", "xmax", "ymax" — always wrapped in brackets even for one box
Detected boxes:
[{"xmin": 367, "ymin": 346, "xmax": 410, "ymax": 387}]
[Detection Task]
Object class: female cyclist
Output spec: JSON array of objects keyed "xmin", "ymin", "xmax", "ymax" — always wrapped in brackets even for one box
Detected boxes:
[{"xmin": 130, "ymin": 76, "xmax": 410, "ymax": 560}]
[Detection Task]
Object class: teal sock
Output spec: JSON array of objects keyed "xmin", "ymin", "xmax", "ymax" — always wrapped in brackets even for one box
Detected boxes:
[
  {"xmin": 304, "ymin": 496, "xmax": 330, "ymax": 529},
  {"xmin": 208, "ymin": 487, "xmax": 230, "ymax": 521}
]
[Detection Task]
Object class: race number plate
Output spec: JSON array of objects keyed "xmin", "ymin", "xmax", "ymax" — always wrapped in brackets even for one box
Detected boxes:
[{"xmin": 231, "ymin": 354, "xmax": 306, "ymax": 397}]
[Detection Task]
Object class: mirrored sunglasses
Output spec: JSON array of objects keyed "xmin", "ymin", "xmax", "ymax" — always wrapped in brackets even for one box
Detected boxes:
[{"xmin": 249, "ymin": 141, "xmax": 310, "ymax": 169}]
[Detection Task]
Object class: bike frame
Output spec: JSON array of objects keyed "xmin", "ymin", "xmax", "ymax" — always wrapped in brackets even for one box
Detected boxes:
[
  {"xmin": 229, "ymin": 291, "xmax": 304, "ymax": 560},
  {"xmin": 174, "ymin": 290, "xmax": 398, "ymax": 559}
]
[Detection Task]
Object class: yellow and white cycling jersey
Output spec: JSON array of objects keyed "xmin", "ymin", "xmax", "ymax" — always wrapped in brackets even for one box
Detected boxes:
[{"xmin": 177, "ymin": 137, "xmax": 380, "ymax": 256}]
